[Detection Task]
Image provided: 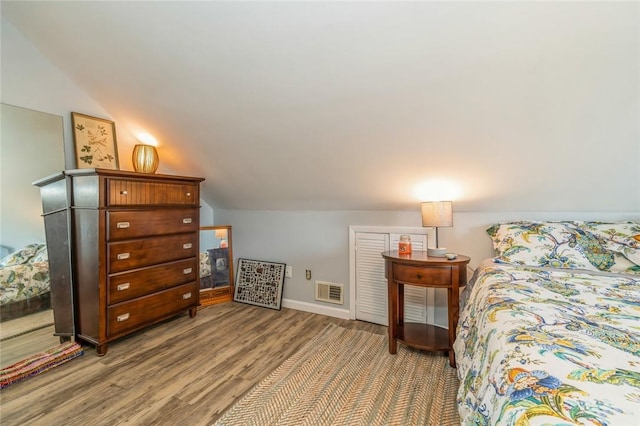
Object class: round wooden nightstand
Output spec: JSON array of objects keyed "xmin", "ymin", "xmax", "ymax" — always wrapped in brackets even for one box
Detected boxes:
[{"xmin": 381, "ymin": 250, "xmax": 470, "ymax": 368}]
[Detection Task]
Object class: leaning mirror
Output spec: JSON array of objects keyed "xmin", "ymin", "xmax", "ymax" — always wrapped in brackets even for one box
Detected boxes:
[
  {"xmin": 0, "ymin": 104, "xmax": 65, "ymax": 368},
  {"xmin": 199, "ymin": 226, "xmax": 234, "ymax": 307}
]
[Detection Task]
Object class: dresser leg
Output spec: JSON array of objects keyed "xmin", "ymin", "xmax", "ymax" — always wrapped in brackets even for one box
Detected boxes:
[
  {"xmin": 449, "ymin": 351, "xmax": 456, "ymax": 368},
  {"xmin": 189, "ymin": 307, "xmax": 197, "ymax": 318},
  {"xmin": 96, "ymin": 344, "xmax": 107, "ymax": 357}
]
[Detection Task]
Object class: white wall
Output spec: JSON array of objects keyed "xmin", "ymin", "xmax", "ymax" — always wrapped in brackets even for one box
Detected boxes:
[
  {"xmin": 4, "ymin": 14, "xmax": 638, "ymax": 319},
  {"xmin": 1, "ymin": 18, "xmax": 111, "ymax": 169},
  {"xmin": 4, "ymin": 2, "xmax": 638, "ymax": 213},
  {"xmin": 1, "ymin": 17, "xmax": 216, "ymax": 230},
  {"xmin": 215, "ymin": 209, "xmax": 639, "ymax": 313},
  {"xmin": 215, "ymin": 210, "xmax": 417, "ymax": 309}
]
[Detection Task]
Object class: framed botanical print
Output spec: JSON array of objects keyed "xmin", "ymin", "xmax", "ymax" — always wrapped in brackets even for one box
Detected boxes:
[{"xmin": 71, "ymin": 112, "xmax": 119, "ymax": 169}]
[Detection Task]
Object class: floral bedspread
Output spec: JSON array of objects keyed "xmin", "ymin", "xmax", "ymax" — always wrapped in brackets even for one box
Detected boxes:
[
  {"xmin": 454, "ymin": 261, "xmax": 640, "ymax": 425},
  {"xmin": 200, "ymin": 251, "xmax": 211, "ymax": 278},
  {"xmin": 0, "ymin": 243, "xmax": 50, "ymax": 306}
]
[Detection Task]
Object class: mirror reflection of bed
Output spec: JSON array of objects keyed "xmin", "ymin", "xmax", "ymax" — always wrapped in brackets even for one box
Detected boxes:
[
  {"xmin": 199, "ymin": 226, "xmax": 234, "ymax": 307},
  {"xmin": 0, "ymin": 104, "xmax": 65, "ymax": 368}
]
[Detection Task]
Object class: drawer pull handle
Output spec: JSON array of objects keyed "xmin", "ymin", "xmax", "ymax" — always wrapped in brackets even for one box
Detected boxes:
[
  {"xmin": 182, "ymin": 218, "xmax": 193, "ymax": 224},
  {"xmin": 416, "ymin": 274, "xmax": 422, "ymax": 280},
  {"xmin": 182, "ymin": 243, "xmax": 193, "ymax": 250},
  {"xmin": 117, "ymin": 253, "xmax": 130, "ymax": 260},
  {"xmin": 183, "ymin": 292, "xmax": 192, "ymax": 300},
  {"xmin": 117, "ymin": 283, "xmax": 130, "ymax": 291},
  {"xmin": 183, "ymin": 268, "xmax": 193, "ymax": 274},
  {"xmin": 116, "ymin": 222, "xmax": 130, "ymax": 229},
  {"xmin": 186, "ymin": 192, "xmax": 191, "ymax": 197},
  {"xmin": 117, "ymin": 313, "xmax": 130, "ymax": 322},
  {"xmin": 120, "ymin": 190, "xmax": 128, "ymax": 195}
]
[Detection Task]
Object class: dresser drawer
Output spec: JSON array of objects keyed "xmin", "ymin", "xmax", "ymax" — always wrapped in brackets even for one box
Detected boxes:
[
  {"xmin": 107, "ymin": 282, "xmax": 198, "ymax": 336},
  {"xmin": 108, "ymin": 234, "xmax": 198, "ymax": 273},
  {"xmin": 107, "ymin": 209, "xmax": 199, "ymax": 241},
  {"xmin": 107, "ymin": 179, "xmax": 198, "ymax": 206},
  {"xmin": 392, "ymin": 264, "xmax": 451, "ymax": 286},
  {"xmin": 108, "ymin": 258, "xmax": 198, "ymax": 304}
]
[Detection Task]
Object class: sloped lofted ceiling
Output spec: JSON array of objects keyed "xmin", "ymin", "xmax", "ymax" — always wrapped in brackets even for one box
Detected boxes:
[{"xmin": 2, "ymin": 1, "xmax": 638, "ymax": 212}]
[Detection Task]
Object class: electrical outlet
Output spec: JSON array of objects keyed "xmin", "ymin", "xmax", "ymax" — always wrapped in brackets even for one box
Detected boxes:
[
  {"xmin": 305, "ymin": 270, "xmax": 311, "ymax": 280},
  {"xmin": 285, "ymin": 266, "xmax": 292, "ymax": 278}
]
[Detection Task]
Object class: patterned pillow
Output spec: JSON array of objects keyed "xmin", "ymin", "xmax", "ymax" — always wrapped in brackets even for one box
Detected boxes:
[
  {"xmin": 0, "ymin": 243, "xmax": 47, "ymax": 267},
  {"xmin": 579, "ymin": 222, "xmax": 640, "ymax": 274},
  {"xmin": 30, "ymin": 244, "xmax": 49, "ymax": 263},
  {"xmin": 486, "ymin": 221, "xmax": 640, "ymax": 273}
]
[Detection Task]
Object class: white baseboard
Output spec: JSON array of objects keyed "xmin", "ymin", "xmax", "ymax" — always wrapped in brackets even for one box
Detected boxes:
[{"xmin": 281, "ymin": 298, "xmax": 351, "ymax": 320}]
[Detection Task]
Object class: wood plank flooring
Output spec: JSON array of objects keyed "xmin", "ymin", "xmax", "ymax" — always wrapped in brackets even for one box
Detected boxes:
[
  {"xmin": 1, "ymin": 324, "xmax": 60, "ymax": 368},
  {"xmin": 0, "ymin": 303, "xmax": 386, "ymax": 425}
]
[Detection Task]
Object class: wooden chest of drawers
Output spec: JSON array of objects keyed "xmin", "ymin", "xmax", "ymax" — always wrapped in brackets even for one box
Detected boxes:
[{"xmin": 66, "ymin": 168, "xmax": 204, "ymax": 355}]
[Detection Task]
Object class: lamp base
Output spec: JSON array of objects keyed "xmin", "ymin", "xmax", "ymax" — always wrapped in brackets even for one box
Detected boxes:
[
  {"xmin": 132, "ymin": 144, "xmax": 159, "ymax": 174},
  {"xmin": 427, "ymin": 247, "xmax": 447, "ymax": 257}
]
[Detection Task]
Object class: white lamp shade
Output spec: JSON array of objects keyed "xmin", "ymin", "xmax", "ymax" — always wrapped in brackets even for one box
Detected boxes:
[{"xmin": 421, "ymin": 201, "xmax": 453, "ymax": 227}]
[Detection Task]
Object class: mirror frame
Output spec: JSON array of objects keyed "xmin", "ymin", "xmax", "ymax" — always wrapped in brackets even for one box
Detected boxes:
[{"xmin": 199, "ymin": 225, "xmax": 234, "ymax": 307}]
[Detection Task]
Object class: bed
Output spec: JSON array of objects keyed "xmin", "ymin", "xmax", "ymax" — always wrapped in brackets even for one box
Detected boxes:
[
  {"xmin": 454, "ymin": 221, "xmax": 640, "ymax": 425},
  {"xmin": 199, "ymin": 251, "xmax": 212, "ymax": 288},
  {"xmin": 0, "ymin": 243, "xmax": 51, "ymax": 322}
]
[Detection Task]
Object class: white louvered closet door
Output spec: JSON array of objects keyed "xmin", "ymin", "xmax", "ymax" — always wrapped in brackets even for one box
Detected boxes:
[
  {"xmin": 354, "ymin": 232, "xmax": 389, "ymax": 325},
  {"xmin": 354, "ymin": 232, "xmax": 429, "ymax": 326}
]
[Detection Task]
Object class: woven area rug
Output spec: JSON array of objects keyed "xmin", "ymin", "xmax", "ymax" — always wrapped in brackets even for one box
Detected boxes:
[
  {"xmin": 0, "ymin": 341, "xmax": 83, "ymax": 389},
  {"xmin": 214, "ymin": 324, "xmax": 460, "ymax": 426}
]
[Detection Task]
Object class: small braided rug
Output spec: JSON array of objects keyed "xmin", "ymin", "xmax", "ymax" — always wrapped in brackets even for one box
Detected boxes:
[
  {"xmin": 0, "ymin": 341, "xmax": 83, "ymax": 389},
  {"xmin": 214, "ymin": 324, "xmax": 460, "ymax": 426}
]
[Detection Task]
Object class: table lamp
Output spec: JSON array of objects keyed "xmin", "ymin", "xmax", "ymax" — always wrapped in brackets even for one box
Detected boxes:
[
  {"xmin": 421, "ymin": 201, "xmax": 453, "ymax": 257},
  {"xmin": 132, "ymin": 144, "xmax": 159, "ymax": 173},
  {"xmin": 215, "ymin": 229, "xmax": 228, "ymax": 248}
]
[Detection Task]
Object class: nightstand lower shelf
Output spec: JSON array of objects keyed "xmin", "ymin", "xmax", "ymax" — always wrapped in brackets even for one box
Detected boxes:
[{"xmin": 396, "ymin": 323, "xmax": 450, "ymax": 352}]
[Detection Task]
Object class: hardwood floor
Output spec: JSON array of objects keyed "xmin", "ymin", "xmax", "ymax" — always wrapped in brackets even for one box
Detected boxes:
[
  {"xmin": 1, "ymin": 324, "xmax": 60, "ymax": 368},
  {"xmin": 0, "ymin": 302, "xmax": 386, "ymax": 425}
]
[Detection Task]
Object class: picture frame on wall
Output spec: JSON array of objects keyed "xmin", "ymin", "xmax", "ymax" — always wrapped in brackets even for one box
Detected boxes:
[
  {"xmin": 234, "ymin": 258, "xmax": 286, "ymax": 310},
  {"xmin": 71, "ymin": 112, "xmax": 119, "ymax": 169}
]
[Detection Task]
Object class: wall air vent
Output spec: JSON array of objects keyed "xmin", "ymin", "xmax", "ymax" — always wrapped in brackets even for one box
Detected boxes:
[{"xmin": 315, "ymin": 281, "xmax": 344, "ymax": 305}]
